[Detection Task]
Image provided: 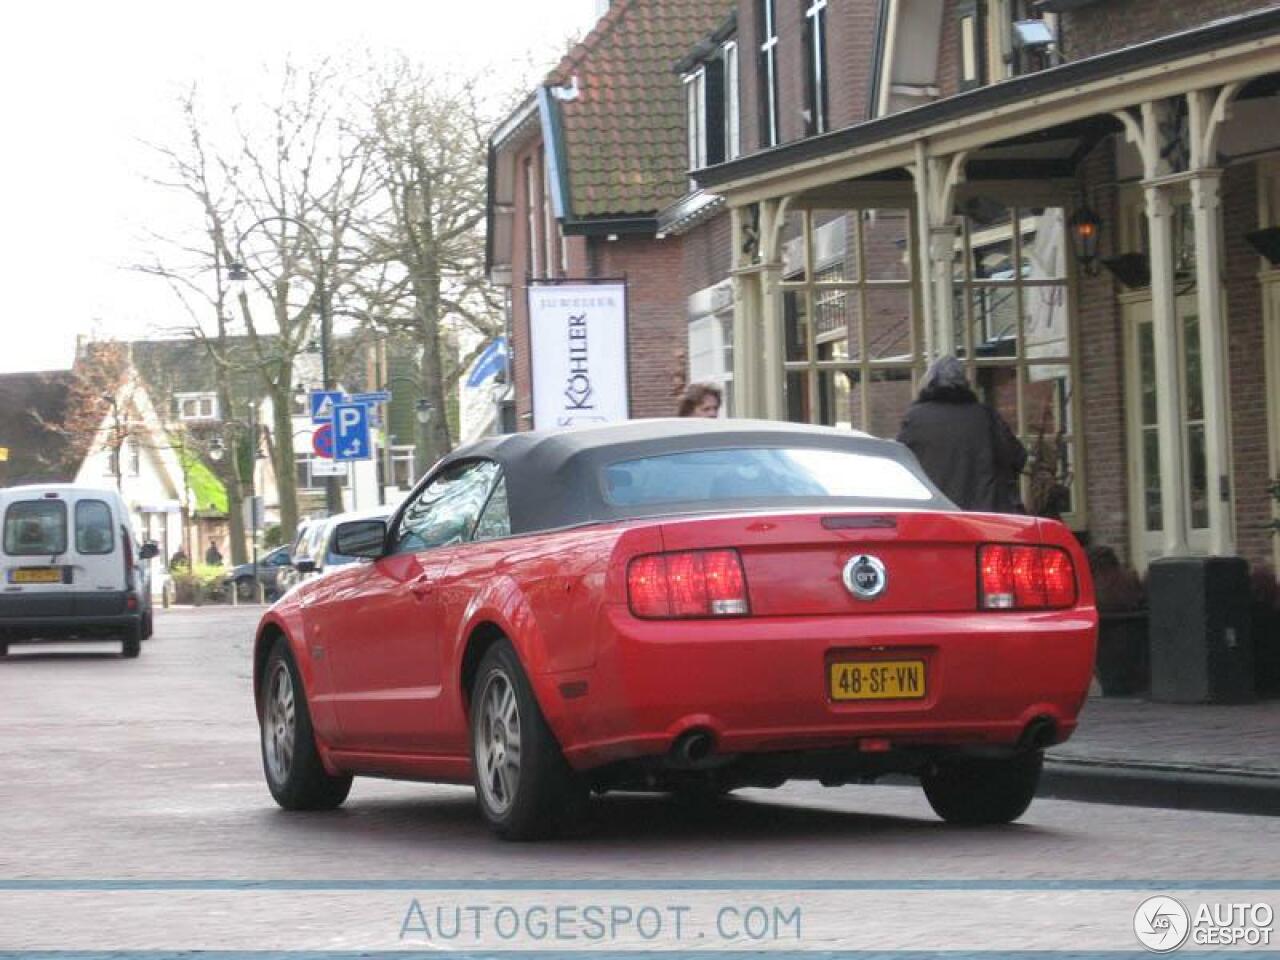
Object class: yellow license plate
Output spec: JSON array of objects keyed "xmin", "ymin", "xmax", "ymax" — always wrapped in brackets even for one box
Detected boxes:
[
  {"xmin": 829, "ymin": 660, "xmax": 926, "ymax": 701},
  {"xmin": 11, "ymin": 568, "xmax": 63, "ymax": 584}
]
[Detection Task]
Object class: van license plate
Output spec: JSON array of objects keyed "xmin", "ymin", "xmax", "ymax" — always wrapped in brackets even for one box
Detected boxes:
[
  {"xmin": 829, "ymin": 660, "xmax": 926, "ymax": 701},
  {"xmin": 10, "ymin": 568, "xmax": 65, "ymax": 584}
]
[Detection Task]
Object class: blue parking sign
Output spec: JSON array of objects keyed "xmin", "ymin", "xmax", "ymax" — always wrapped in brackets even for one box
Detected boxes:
[{"xmin": 332, "ymin": 402, "xmax": 372, "ymax": 462}]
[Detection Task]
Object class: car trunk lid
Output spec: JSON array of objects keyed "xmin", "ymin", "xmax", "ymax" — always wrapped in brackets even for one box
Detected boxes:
[{"xmin": 656, "ymin": 510, "xmax": 1041, "ymax": 616}]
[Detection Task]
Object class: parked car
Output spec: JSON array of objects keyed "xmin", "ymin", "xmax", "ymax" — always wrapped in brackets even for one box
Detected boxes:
[
  {"xmin": 0, "ymin": 484, "xmax": 158, "ymax": 658},
  {"xmin": 252, "ymin": 419, "xmax": 1097, "ymax": 839},
  {"xmin": 224, "ymin": 545, "xmax": 293, "ymax": 602},
  {"xmin": 276, "ymin": 507, "xmax": 396, "ymax": 597},
  {"xmin": 274, "ymin": 517, "xmax": 322, "ymax": 597}
]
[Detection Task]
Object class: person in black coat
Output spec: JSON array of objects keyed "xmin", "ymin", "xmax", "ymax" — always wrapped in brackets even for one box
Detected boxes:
[{"xmin": 896, "ymin": 355, "xmax": 1027, "ymax": 513}]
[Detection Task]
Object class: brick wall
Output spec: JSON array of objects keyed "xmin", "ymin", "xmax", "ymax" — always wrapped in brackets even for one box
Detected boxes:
[
  {"xmin": 736, "ymin": 0, "xmax": 880, "ymax": 149},
  {"xmin": 1062, "ymin": 0, "xmax": 1273, "ymax": 61},
  {"xmin": 683, "ymin": 211, "xmax": 734, "ymax": 296},
  {"xmin": 592, "ymin": 234, "xmax": 690, "ymax": 418},
  {"xmin": 825, "ymin": 1, "xmax": 879, "ymax": 128},
  {"xmin": 1076, "ymin": 140, "xmax": 1131, "ymax": 559},
  {"xmin": 1223, "ymin": 161, "xmax": 1273, "ymax": 566},
  {"xmin": 936, "ymin": 0, "xmax": 961, "ymax": 101},
  {"xmin": 509, "ymin": 138, "xmax": 543, "ymax": 430}
]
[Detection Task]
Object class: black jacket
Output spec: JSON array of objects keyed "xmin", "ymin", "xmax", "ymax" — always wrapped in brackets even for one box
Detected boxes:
[{"xmin": 897, "ymin": 394, "xmax": 1027, "ymax": 513}]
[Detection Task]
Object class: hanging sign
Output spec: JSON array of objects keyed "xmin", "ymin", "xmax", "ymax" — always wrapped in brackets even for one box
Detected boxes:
[{"xmin": 528, "ymin": 282, "xmax": 628, "ymax": 429}]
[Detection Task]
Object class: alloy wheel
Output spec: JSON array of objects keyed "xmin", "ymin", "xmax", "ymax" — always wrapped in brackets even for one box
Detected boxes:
[
  {"xmin": 474, "ymin": 670, "xmax": 522, "ymax": 815},
  {"xmin": 264, "ymin": 661, "xmax": 296, "ymax": 786}
]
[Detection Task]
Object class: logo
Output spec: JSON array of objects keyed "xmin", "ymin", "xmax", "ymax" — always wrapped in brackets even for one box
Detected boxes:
[
  {"xmin": 842, "ymin": 555, "xmax": 887, "ymax": 600},
  {"xmin": 1134, "ymin": 896, "xmax": 1191, "ymax": 952}
]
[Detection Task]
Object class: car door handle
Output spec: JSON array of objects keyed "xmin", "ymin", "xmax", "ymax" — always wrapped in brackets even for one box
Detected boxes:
[{"xmin": 410, "ymin": 574, "xmax": 431, "ymax": 599}]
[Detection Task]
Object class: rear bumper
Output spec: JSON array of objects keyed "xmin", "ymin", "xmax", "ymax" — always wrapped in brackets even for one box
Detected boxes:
[
  {"xmin": 543, "ymin": 607, "xmax": 1097, "ymax": 770},
  {"xmin": 0, "ymin": 592, "xmax": 142, "ymax": 641}
]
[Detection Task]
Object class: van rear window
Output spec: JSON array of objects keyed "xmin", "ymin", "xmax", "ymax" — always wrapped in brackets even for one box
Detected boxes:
[
  {"xmin": 75, "ymin": 500, "xmax": 114, "ymax": 555},
  {"xmin": 4, "ymin": 500, "xmax": 69, "ymax": 556}
]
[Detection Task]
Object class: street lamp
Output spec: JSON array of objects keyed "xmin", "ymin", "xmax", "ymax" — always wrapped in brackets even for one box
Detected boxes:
[{"xmin": 228, "ymin": 215, "xmax": 340, "ymax": 515}]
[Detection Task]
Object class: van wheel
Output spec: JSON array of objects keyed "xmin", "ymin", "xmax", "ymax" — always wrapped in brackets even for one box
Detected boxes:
[
  {"xmin": 141, "ymin": 612, "xmax": 153, "ymax": 639},
  {"xmin": 922, "ymin": 751, "xmax": 1043, "ymax": 825},
  {"xmin": 122, "ymin": 624, "xmax": 142, "ymax": 658},
  {"xmin": 260, "ymin": 638, "xmax": 352, "ymax": 810},
  {"xmin": 470, "ymin": 640, "xmax": 585, "ymax": 840},
  {"xmin": 0, "ymin": 643, "xmax": 8, "ymax": 657}
]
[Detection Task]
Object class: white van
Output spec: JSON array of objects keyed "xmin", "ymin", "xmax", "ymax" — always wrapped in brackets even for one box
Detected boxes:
[{"xmin": 0, "ymin": 484, "xmax": 158, "ymax": 658}]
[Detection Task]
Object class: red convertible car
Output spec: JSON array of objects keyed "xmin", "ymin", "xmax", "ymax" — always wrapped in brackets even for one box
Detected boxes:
[{"xmin": 253, "ymin": 419, "xmax": 1096, "ymax": 839}]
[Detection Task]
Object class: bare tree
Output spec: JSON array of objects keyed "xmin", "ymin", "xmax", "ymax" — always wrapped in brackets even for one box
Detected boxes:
[
  {"xmin": 140, "ymin": 63, "xmax": 373, "ymax": 541},
  {"xmin": 354, "ymin": 59, "xmax": 503, "ymax": 467}
]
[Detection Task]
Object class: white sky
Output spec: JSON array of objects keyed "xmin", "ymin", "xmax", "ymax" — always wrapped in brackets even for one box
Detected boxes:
[{"xmin": 0, "ymin": 0, "xmax": 598, "ymax": 373}]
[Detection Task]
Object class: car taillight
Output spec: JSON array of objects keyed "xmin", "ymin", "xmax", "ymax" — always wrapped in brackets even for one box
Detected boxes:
[
  {"xmin": 979, "ymin": 544, "xmax": 1077, "ymax": 610},
  {"xmin": 627, "ymin": 548, "xmax": 750, "ymax": 619}
]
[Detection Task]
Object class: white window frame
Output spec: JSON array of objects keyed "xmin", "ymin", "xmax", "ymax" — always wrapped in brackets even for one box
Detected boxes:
[
  {"xmin": 176, "ymin": 392, "xmax": 218, "ymax": 422},
  {"xmin": 524, "ymin": 156, "xmax": 540, "ymax": 279},
  {"xmin": 685, "ymin": 67, "xmax": 707, "ymax": 179},
  {"xmin": 389, "ymin": 444, "xmax": 416, "ymax": 490},
  {"xmin": 724, "ymin": 40, "xmax": 740, "ymax": 161},
  {"xmin": 804, "ymin": 0, "xmax": 829, "ymax": 135},
  {"xmin": 758, "ymin": 0, "xmax": 779, "ymax": 147}
]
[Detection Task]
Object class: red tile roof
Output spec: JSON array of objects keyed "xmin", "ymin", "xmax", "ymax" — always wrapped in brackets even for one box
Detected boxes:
[{"xmin": 546, "ymin": 0, "xmax": 734, "ymax": 220}]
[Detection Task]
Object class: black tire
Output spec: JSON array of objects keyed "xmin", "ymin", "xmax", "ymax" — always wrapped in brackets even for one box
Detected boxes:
[
  {"xmin": 0, "ymin": 642, "xmax": 8, "ymax": 657},
  {"xmin": 236, "ymin": 577, "xmax": 257, "ymax": 602},
  {"xmin": 260, "ymin": 638, "xmax": 352, "ymax": 811},
  {"xmin": 922, "ymin": 750, "xmax": 1043, "ymax": 825},
  {"xmin": 141, "ymin": 611, "xmax": 154, "ymax": 640},
  {"xmin": 469, "ymin": 639, "xmax": 585, "ymax": 840},
  {"xmin": 122, "ymin": 623, "xmax": 142, "ymax": 659}
]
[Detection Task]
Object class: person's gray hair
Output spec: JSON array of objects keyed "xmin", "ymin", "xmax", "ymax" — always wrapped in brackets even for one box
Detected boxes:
[{"xmin": 920, "ymin": 355, "xmax": 970, "ymax": 394}]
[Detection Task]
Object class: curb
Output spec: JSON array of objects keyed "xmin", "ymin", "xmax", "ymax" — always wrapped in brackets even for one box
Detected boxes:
[{"xmin": 1041, "ymin": 757, "xmax": 1280, "ymax": 818}]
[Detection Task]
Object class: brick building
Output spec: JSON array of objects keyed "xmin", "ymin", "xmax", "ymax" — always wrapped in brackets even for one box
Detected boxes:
[
  {"xmin": 678, "ymin": 0, "xmax": 1280, "ymax": 573},
  {"xmin": 486, "ymin": 0, "xmax": 734, "ymax": 428}
]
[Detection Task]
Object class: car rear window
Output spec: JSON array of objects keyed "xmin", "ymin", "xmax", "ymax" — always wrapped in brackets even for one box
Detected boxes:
[
  {"xmin": 3, "ymin": 499, "xmax": 69, "ymax": 556},
  {"xmin": 74, "ymin": 500, "xmax": 115, "ymax": 555},
  {"xmin": 603, "ymin": 447, "xmax": 933, "ymax": 506}
]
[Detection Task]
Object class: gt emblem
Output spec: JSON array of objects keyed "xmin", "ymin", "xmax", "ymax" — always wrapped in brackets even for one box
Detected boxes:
[{"xmin": 843, "ymin": 554, "xmax": 887, "ymax": 601}]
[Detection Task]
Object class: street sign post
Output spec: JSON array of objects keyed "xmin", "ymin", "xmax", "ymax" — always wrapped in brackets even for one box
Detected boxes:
[
  {"xmin": 309, "ymin": 389, "xmax": 345, "ymax": 424},
  {"xmin": 332, "ymin": 402, "xmax": 372, "ymax": 462}
]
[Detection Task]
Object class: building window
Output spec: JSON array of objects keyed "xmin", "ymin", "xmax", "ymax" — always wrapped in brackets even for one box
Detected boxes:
[
  {"xmin": 687, "ymin": 280, "xmax": 735, "ymax": 415},
  {"xmin": 685, "ymin": 67, "xmax": 707, "ymax": 173},
  {"xmin": 684, "ymin": 39, "xmax": 737, "ymax": 175},
  {"xmin": 176, "ymin": 392, "xmax": 218, "ymax": 422},
  {"xmin": 803, "ymin": 0, "xmax": 829, "ymax": 135},
  {"xmin": 524, "ymin": 157, "xmax": 540, "ymax": 279},
  {"xmin": 542, "ymin": 153, "xmax": 559, "ymax": 278},
  {"xmin": 126, "ymin": 437, "xmax": 141, "ymax": 477},
  {"xmin": 957, "ymin": 0, "xmax": 985, "ymax": 90},
  {"xmin": 295, "ymin": 454, "xmax": 348, "ymax": 491},
  {"xmin": 389, "ymin": 445, "xmax": 416, "ymax": 490},
  {"xmin": 757, "ymin": 0, "xmax": 779, "ymax": 147},
  {"xmin": 724, "ymin": 40, "xmax": 740, "ymax": 161}
]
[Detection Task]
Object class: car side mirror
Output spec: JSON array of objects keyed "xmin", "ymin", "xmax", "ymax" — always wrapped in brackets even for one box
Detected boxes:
[
  {"xmin": 333, "ymin": 519, "xmax": 387, "ymax": 559},
  {"xmin": 139, "ymin": 542, "xmax": 159, "ymax": 561},
  {"xmin": 294, "ymin": 558, "xmax": 317, "ymax": 574}
]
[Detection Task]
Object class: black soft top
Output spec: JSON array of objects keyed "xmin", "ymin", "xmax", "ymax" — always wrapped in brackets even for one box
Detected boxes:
[{"xmin": 437, "ymin": 418, "xmax": 953, "ymax": 536}]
